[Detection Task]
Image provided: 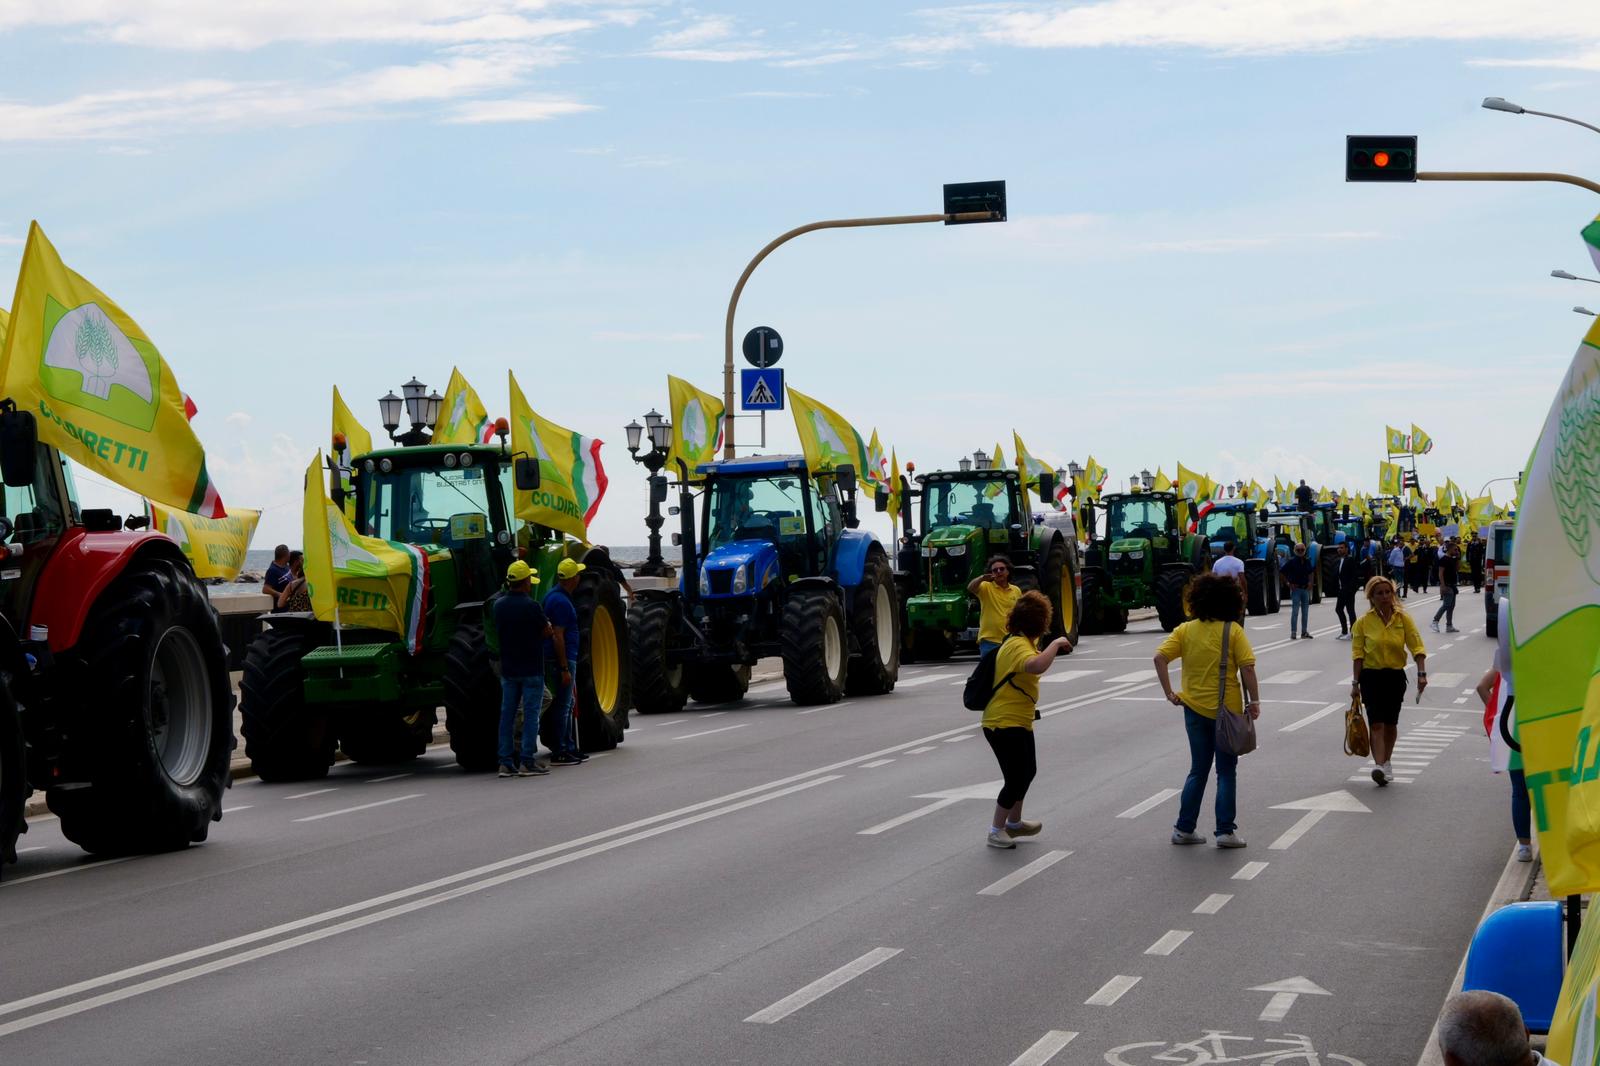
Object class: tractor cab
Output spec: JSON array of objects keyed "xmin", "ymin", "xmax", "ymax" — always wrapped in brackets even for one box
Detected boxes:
[
  {"xmin": 1197, "ymin": 502, "xmax": 1268, "ymax": 561},
  {"xmin": 1103, "ymin": 491, "xmax": 1181, "ymax": 574},
  {"xmin": 694, "ymin": 455, "xmax": 843, "ymax": 604},
  {"xmin": 919, "ymin": 469, "xmax": 1026, "ymax": 562}
]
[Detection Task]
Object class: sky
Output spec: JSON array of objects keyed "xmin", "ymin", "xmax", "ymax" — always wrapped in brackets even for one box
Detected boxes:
[{"xmin": 0, "ymin": 0, "xmax": 1596, "ymax": 552}]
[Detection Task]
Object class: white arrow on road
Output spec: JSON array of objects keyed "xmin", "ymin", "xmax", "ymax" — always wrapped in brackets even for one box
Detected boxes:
[
  {"xmin": 1267, "ymin": 790, "xmax": 1370, "ymax": 850},
  {"xmin": 858, "ymin": 782, "xmax": 1000, "ymax": 835},
  {"xmin": 1249, "ymin": 976, "xmax": 1332, "ymax": 1021}
]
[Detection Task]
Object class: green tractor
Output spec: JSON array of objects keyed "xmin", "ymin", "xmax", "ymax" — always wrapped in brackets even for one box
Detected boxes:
[
  {"xmin": 1079, "ymin": 490, "xmax": 1206, "ymax": 633},
  {"xmin": 239, "ymin": 438, "xmax": 631, "ymax": 780},
  {"xmin": 901, "ymin": 465, "xmax": 1080, "ymax": 659}
]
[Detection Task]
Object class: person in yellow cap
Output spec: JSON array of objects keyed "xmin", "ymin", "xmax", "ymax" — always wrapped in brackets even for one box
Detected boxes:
[
  {"xmin": 495, "ymin": 559, "xmax": 551, "ymax": 777},
  {"xmin": 543, "ymin": 557, "xmax": 588, "ymax": 765}
]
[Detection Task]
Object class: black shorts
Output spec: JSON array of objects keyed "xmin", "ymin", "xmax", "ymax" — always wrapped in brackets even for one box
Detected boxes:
[{"xmin": 1360, "ymin": 668, "xmax": 1407, "ymax": 726}]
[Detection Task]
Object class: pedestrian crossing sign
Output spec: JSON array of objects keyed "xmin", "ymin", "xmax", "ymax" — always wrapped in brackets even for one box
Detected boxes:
[{"xmin": 741, "ymin": 367, "xmax": 784, "ymax": 411}]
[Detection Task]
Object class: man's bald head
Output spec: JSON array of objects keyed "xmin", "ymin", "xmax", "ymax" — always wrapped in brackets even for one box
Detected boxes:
[{"xmin": 1438, "ymin": 990, "xmax": 1534, "ymax": 1066}]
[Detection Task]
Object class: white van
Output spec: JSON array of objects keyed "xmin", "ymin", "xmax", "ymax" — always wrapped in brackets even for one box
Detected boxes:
[{"xmin": 1482, "ymin": 519, "xmax": 1514, "ymax": 638}]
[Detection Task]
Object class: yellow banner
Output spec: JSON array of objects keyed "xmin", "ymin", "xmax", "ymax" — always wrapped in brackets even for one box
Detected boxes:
[
  {"xmin": 788, "ymin": 386, "xmax": 871, "ymax": 492},
  {"xmin": 436, "ymin": 367, "xmax": 489, "ymax": 446},
  {"xmin": 149, "ymin": 502, "xmax": 260, "ymax": 582},
  {"xmin": 666, "ymin": 374, "xmax": 724, "ymax": 477},
  {"xmin": 1385, "ymin": 425, "xmax": 1410, "ymax": 454},
  {"xmin": 1379, "ymin": 460, "xmax": 1403, "ymax": 496},
  {"xmin": 509, "ymin": 371, "xmax": 607, "ymax": 542}
]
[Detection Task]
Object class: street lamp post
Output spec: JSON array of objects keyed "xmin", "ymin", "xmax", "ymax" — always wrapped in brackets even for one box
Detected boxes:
[
  {"xmin": 1553, "ymin": 269, "xmax": 1600, "ymax": 284},
  {"xmin": 1576, "ymin": 306, "xmax": 1597, "ymax": 317},
  {"xmin": 625, "ymin": 409, "xmax": 675, "ymax": 578},
  {"xmin": 379, "ymin": 378, "xmax": 444, "ymax": 447},
  {"xmin": 1483, "ymin": 97, "xmax": 1600, "ymax": 137}
]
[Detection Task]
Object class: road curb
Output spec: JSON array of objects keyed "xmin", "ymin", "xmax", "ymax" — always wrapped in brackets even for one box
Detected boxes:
[{"xmin": 1414, "ymin": 845, "xmax": 1542, "ymax": 1065}]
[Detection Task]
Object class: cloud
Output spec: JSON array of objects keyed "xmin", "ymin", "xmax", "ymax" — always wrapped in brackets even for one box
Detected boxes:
[
  {"xmin": 643, "ymin": 12, "xmax": 786, "ymax": 62},
  {"xmin": 1469, "ymin": 47, "xmax": 1600, "ymax": 72},
  {"xmin": 225, "ymin": 411, "xmax": 253, "ymax": 428},
  {"xmin": 732, "ymin": 90, "xmax": 830, "ymax": 98},
  {"xmin": 1135, "ymin": 231, "xmax": 1385, "ymax": 254},
  {"xmin": 591, "ymin": 330, "xmax": 705, "ymax": 343},
  {"xmin": 905, "ymin": 1, "xmax": 1588, "ymax": 56},
  {"xmin": 446, "ymin": 97, "xmax": 598, "ymax": 123},
  {"xmin": 650, "ymin": 15, "xmax": 738, "ymax": 51},
  {"xmin": 0, "ymin": 234, "xmax": 22, "ymax": 246}
]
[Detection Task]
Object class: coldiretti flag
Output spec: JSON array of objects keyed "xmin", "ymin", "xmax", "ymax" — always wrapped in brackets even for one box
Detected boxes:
[
  {"xmin": 436, "ymin": 367, "xmax": 490, "ymax": 446},
  {"xmin": 866, "ymin": 430, "xmax": 889, "ymax": 494},
  {"xmin": 1177, "ymin": 462, "xmax": 1205, "ymax": 501},
  {"xmin": 789, "ymin": 386, "xmax": 871, "ymax": 490},
  {"xmin": 1385, "ymin": 425, "xmax": 1410, "ymax": 454},
  {"xmin": 1410, "ymin": 423, "xmax": 1433, "ymax": 455},
  {"xmin": 1379, "ymin": 461, "xmax": 1403, "ymax": 496},
  {"xmin": 1014, "ymin": 432, "xmax": 1060, "ymax": 512},
  {"xmin": 149, "ymin": 501, "xmax": 260, "ymax": 581},
  {"xmin": 667, "ymin": 374, "xmax": 724, "ymax": 478},
  {"xmin": 509, "ymin": 371, "xmax": 607, "ymax": 541},
  {"xmin": 1467, "ymin": 495, "xmax": 1498, "ymax": 524},
  {"xmin": 1, "ymin": 222, "xmax": 223, "ymax": 516},
  {"xmin": 1153, "ymin": 468, "xmax": 1172, "ymax": 493},
  {"xmin": 1248, "ymin": 480, "xmax": 1266, "ymax": 508},
  {"xmin": 331, "ymin": 386, "xmax": 373, "ymax": 517},
  {"xmin": 301, "ymin": 453, "xmax": 430, "ymax": 654},
  {"xmin": 887, "ymin": 449, "xmax": 903, "ymax": 520}
]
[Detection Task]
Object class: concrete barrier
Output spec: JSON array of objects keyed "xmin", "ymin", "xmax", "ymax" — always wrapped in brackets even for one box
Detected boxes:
[{"xmin": 211, "ymin": 592, "xmax": 272, "ymax": 671}]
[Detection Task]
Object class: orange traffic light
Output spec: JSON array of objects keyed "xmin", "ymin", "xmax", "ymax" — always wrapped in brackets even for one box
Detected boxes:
[
  {"xmin": 1373, "ymin": 151, "xmax": 1390, "ymax": 168},
  {"xmin": 1346, "ymin": 135, "xmax": 1417, "ymax": 182}
]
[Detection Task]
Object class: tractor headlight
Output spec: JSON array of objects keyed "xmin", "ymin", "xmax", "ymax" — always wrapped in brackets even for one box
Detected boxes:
[
  {"xmin": 378, "ymin": 458, "xmax": 393, "ymax": 473},
  {"xmin": 1109, "ymin": 551, "xmax": 1123, "ymax": 561},
  {"xmin": 732, "ymin": 566, "xmax": 748, "ymax": 594},
  {"xmin": 922, "ymin": 545, "xmax": 938, "ymax": 557},
  {"xmin": 1128, "ymin": 550, "xmax": 1145, "ymax": 560},
  {"xmin": 945, "ymin": 544, "xmax": 967, "ymax": 557},
  {"xmin": 699, "ymin": 567, "xmax": 711, "ymax": 597},
  {"xmin": 443, "ymin": 453, "xmax": 458, "ymax": 468},
  {"xmin": 460, "ymin": 453, "xmax": 475, "ymax": 468}
]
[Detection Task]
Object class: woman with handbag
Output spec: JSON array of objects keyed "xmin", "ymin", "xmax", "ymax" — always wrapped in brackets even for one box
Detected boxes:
[
  {"xmin": 1350, "ymin": 575, "xmax": 1427, "ymax": 786},
  {"xmin": 981, "ymin": 590, "xmax": 1074, "ymax": 850},
  {"xmin": 1153, "ymin": 572, "xmax": 1261, "ymax": 849}
]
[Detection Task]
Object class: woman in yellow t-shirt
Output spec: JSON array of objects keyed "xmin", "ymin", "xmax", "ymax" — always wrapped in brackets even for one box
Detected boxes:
[
  {"xmin": 982, "ymin": 590, "xmax": 1075, "ymax": 849},
  {"xmin": 1153, "ymin": 572, "xmax": 1261, "ymax": 849},
  {"xmin": 1350, "ymin": 575, "xmax": 1427, "ymax": 786},
  {"xmin": 968, "ymin": 555, "xmax": 1021, "ymax": 658}
]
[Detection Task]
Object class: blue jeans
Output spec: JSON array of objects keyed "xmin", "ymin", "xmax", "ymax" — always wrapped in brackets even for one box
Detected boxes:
[
  {"xmin": 547, "ymin": 661, "xmax": 578, "ymax": 756},
  {"xmin": 1289, "ymin": 588, "xmax": 1310, "ymax": 635},
  {"xmin": 978, "ymin": 640, "xmax": 1001, "ymax": 658},
  {"xmin": 1176, "ymin": 706, "xmax": 1238, "ymax": 836},
  {"xmin": 498, "ymin": 675, "xmax": 544, "ymax": 768}
]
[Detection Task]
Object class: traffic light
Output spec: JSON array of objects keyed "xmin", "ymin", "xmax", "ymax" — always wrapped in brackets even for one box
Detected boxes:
[
  {"xmin": 944, "ymin": 180, "xmax": 1007, "ymax": 223},
  {"xmin": 1346, "ymin": 135, "xmax": 1417, "ymax": 182}
]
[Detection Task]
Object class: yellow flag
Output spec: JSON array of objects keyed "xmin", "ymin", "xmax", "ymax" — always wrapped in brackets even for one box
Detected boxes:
[
  {"xmin": 1410, "ymin": 423, "xmax": 1433, "ymax": 455},
  {"xmin": 148, "ymin": 501, "xmax": 261, "ymax": 581},
  {"xmin": 1248, "ymin": 480, "xmax": 1266, "ymax": 508},
  {"xmin": 436, "ymin": 367, "xmax": 489, "ymax": 446},
  {"xmin": 788, "ymin": 386, "xmax": 871, "ymax": 489},
  {"xmin": 1378, "ymin": 461, "xmax": 1403, "ymax": 496},
  {"xmin": 509, "ymin": 371, "xmax": 608, "ymax": 542},
  {"xmin": 1385, "ymin": 425, "xmax": 1410, "ymax": 454},
  {"xmin": 1177, "ymin": 463, "xmax": 1205, "ymax": 501},
  {"xmin": 1014, "ymin": 432, "xmax": 1060, "ymax": 512},
  {"xmin": 1317, "ymin": 486, "xmax": 1333, "ymax": 503},
  {"xmin": 0, "ymin": 306, "xmax": 9, "ymax": 346},
  {"xmin": 888, "ymin": 449, "xmax": 903, "ymax": 520},
  {"xmin": 667, "ymin": 374, "xmax": 724, "ymax": 477},
  {"xmin": 1273, "ymin": 475, "xmax": 1285, "ymax": 502},
  {"xmin": 1153, "ymin": 468, "xmax": 1172, "ymax": 493},
  {"xmin": 1, "ymin": 222, "xmax": 223, "ymax": 515},
  {"xmin": 301, "ymin": 452, "xmax": 431, "ymax": 653},
  {"xmin": 867, "ymin": 430, "xmax": 889, "ymax": 494},
  {"xmin": 331, "ymin": 386, "xmax": 373, "ymax": 516}
]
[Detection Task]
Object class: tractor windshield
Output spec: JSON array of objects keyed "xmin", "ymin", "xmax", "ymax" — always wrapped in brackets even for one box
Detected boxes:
[
  {"xmin": 705, "ymin": 475, "xmax": 814, "ymax": 548},
  {"xmin": 1338, "ymin": 519, "xmax": 1363, "ymax": 541},
  {"xmin": 1200, "ymin": 509, "xmax": 1249, "ymax": 544},
  {"xmin": 1106, "ymin": 497, "xmax": 1167, "ymax": 541},
  {"xmin": 362, "ymin": 461, "xmax": 507, "ymax": 549},
  {"xmin": 1, "ymin": 444, "xmax": 69, "ymax": 546},
  {"xmin": 924, "ymin": 478, "xmax": 1014, "ymax": 531}
]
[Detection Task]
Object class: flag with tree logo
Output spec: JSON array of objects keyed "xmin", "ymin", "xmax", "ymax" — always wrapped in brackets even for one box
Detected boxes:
[
  {"xmin": 509, "ymin": 371, "xmax": 608, "ymax": 542},
  {"xmin": 667, "ymin": 374, "xmax": 724, "ymax": 478},
  {"xmin": 0, "ymin": 222, "xmax": 223, "ymax": 516},
  {"xmin": 1385, "ymin": 425, "xmax": 1411, "ymax": 454},
  {"xmin": 1379, "ymin": 461, "xmax": 1403, "ymax": 496},
  {"xmin": 148, "ymin": 501, "xmax": 261, "ymax": 582},
  {"xmin": 866, "ymin": 430, "xmax": 890, "ymax": 496},
  {"xmin": 1410, "ymin": 423, "xmax": 1433, "ymax": 455},
  {"xmin": 1014, "ymin": 432, "xmax": 1062, "ymax": 512},
  {"xmin": 788, "ymin": 385, "xmax": 872, "ymax": 493},
  {"xmin": 436, "ymin": 367, "xmax": 490, "ymax": 445}
]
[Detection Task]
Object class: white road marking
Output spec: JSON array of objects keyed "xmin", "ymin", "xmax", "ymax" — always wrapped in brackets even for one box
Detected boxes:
[
  {"xmin": 943, "ymin": 734, "xmax": 974, "ymax": 743},
  {"xmin": 1428, "ymin": 672, "xmax": 1466, "ymax": 687},
  {"xmin": 1453, "ymin": 697, "xmax": 1469, "ymax": 704},
  {"xmin": 16, "ymin": 846, "xmax": 44, "ymax": 855},
  {"xmin": 743, "ymin": 947, "xmax": 902, "ymax": 1024},
  {"xmin": 858, "ymin": 799, "xmax": 962, "ymax": 836},
  {"xmin": 1279, "ymin": 702, "xmax": 1345, "ymax": 733},
  {"xmin": 284, "ymin": 788, "xmax": 337, "ymax": 800},
  {"xmin": 0, "ymin": 857, "xmax": 134, "ymax": 888},
  {"xmin": 1118, "ymin": 789, "xmax": 1180, "ymax": 819},
  {"xmin": 1040, "ymin": 670, "xmax": 1103, "ymax": 684},
  {"xmin": 222, "ymin": 806, "xmax": 252, "ymax": 814},
  {"xmin": 1261, "ymin": 669, "xmax": 1320, "ymax": 685},
  {"xmin": 1144, "ymin": 930, "xmax": 1192, "ymax": 956},
  {"xmin": 673, "ymin": 724, "xmax": 749, "ymax": 740},
  {"xmin": 1085, "ymin": 975, "xmax": 1141, "ymax": 1006},
  {"xmin": 1107, "ymin": 670, "xmax": 1156, "ymax": 683},
  {"xmin": 1250, "ymin": 624, "xmax": 1282, "ymax": 631},
  {"xmin": 292, "ymin": 794, "xmax": 422, "ymax": 823},
  {"xmin": 1118, "ymin": 640, "xmax": 1140, "ymax": 647},
  {"xmin": 363, "ymin": 773, "xmax": 413, "ymax": 785},
  {"xmin": 1232, "ymin": 861, "xmax": 1269, "ymax": 881},
  {"xmin": 1006, "ymin": 1030, "xmax": 1079, "ymax": 1066},
  {"xmin": 1350, "ymin": 775, "xmax": 1417, "ymax": 783},
  {"xmin": 697, "ymin": 711, "xmax": 728, "ymax": 719},
  {"xmin": 894, "ymin": 673, "xmax": 959, "ymax": 688},
  {"xmin": 906, "ymin": 746, "xmax": 936, "ymax": 755},
  {"xmin": 1193, "ymin": 893, "xmax": 1232, "ymax": 914},
  {"xmin": 796, "ymin": 701, "xmax": 854, "ymax": 715},
  {"xmin": 861, "ymin": 759, "xmax": 895, "ymax": 769},
  {"xmin": 978, "ymin": 850, "xmax": 1072, "ymax": 897},
  {"xmin": 744, "ymin": 682, "xmax": 787, "ymax": 696}
]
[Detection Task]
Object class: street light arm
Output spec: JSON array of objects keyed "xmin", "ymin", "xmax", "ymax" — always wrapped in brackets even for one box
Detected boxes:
[
  {"xmin": 1418, "ymin": 171, "xmax": 1600, "ymax": 196},
  {"xmin": 722, "ymin": 210, "xmax": 995, "ymax": 458},
  {"xmin": 1522, "ymin": 107, "xmax": 1600, "ymax": 138}
]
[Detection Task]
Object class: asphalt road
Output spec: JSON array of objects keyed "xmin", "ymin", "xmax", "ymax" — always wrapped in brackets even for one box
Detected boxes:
[{"xmin": 0, "ymin": 592, "xmax": 1512, "ymax": 1065}]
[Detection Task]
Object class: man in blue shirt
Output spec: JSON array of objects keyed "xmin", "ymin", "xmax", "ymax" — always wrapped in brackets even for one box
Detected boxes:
[
  {"xmin": 544, "ymin": 558, "xmax": 588, "ymax": 765},
  {"xmin": 263, "ymin": 544, "xmax": 292, "ymax": 599},
  {"xmin": 494, "ymin": 560, "xmax": 550, "ymax": 778}
]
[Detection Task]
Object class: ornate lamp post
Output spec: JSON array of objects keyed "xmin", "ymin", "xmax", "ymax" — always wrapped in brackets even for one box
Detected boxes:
[
  {"xmin": 380, "ymin": 378, "xmax": 444, "ymax": 447},
  {"xmin": 626, "ymin": 409, "xmax": 675, "ymax": 577}
]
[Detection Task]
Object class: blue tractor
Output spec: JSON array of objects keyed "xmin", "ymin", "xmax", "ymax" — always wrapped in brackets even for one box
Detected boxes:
[
  {"xmin": 628, "ymin": 456, "xmax": 899, "ymax": 711},
  {"xmin": 1194, "ymin": 500, "xmax": 1281, "ymax": 617},
  {"xmin": 1267, "ymin": 508, "xmax": 1325, "ymax": 604}
]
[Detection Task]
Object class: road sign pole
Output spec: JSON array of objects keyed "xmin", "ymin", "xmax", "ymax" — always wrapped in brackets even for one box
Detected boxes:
[{"xmin": 721, "ymin": 209, "xmax": 998, "ymax": 459}]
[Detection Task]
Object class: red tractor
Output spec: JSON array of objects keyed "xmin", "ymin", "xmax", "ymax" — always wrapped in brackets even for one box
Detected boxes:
[{"xmin": 0, "ymin": 404, "xmax": 234, "ymax": 871}]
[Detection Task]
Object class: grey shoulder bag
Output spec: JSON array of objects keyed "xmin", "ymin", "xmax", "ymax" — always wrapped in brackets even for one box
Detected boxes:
[{"xmin": 1214, "ymin": 621, "xmax": 1257, "ymax": 756}]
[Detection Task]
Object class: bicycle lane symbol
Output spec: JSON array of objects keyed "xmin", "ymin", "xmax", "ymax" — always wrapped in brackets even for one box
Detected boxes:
[{"xmin": 1104, "ymin": 1030, "xmax": 1364, "ymax": 1065}]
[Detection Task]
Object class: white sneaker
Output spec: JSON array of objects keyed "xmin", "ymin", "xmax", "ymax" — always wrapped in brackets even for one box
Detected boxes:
[
  {"xmin": 1336, "ymin": 632, "xmax": 1352, "ymax": 641},
  {"xmin": 1517, "ymin": 843, "xmax": 1533, "ymax": 862},
  {"xmin": 1216, "ymin": 833, "xmax": 1247, "ymax": 849},
  {"xmin": 1429, "ymin": 621, "xmax": 1440, "ymax": 633},
  {"xmin": 1171, "ymin": 829, "xmax": 1206, "ymax": 845},
  {"xmin": 987, "ymin": 829, "xmax": 1016, "ymax": 849}
]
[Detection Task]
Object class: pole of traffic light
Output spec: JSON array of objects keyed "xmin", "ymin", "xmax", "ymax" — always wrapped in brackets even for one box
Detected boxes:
[
  {"xmin": 721, "ymin": 210, "xmax": 996, "ymax": 459},
  {"xmin": 1418, "ymin": 171, "xmax": 1600, "ymax": 196}
]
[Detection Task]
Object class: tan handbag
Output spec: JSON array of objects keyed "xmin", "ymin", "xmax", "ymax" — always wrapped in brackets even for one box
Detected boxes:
[
  {"xmin": 1344, "ymin": 692, "xmax": 1371, "ymax": 758},
  {"xmin": 1213, "ymin": 621, "xmax": 1257, "ymax": 756}
]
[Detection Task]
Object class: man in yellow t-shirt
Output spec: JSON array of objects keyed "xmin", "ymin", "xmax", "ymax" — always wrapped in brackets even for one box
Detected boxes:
[{"xmin": 968, "ymin": 555, "xmax": 1021, "ymax": 657}]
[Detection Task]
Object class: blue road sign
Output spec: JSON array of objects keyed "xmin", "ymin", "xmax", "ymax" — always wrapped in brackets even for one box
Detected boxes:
[{"xmin": 741, "ymin": 368, "xmax": 784, "ymax": 411}]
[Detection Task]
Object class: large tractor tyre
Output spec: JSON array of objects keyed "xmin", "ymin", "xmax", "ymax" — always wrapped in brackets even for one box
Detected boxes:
[
  {"xmin": 444, "ymin": 623, "xmax": 500, "ymax": 772},
  {"xmin": 1102, "ymin": 603, "xmax": 1130, "ymax": 634},
  {"xmin": 628, "ymin": 598, "xmax": 690, "ymax": 715},
  {"xmin": 845, "ymin": 551, "xmax": 899, "ymax": 697},
  {"xmin": 1155, "ymin": 568, "xmax": 1192, "ymax": 633},
  {"xmin": 542, "ymin": 569, "xmax": 630, "ymax": 754},
  {"xmin": 688, "ymin": 663, "xmax": 751, "ymax": 705},
  {"xmin": 1320, "ymin": 552, "xmax": 1342, "ymax": 603},
  {"xmin": 338, "ymin": 710, "xmax": 433, "ymax": 765},
  {"xmin": 1039, "ymin": 537, "xmax": 1081, "ymax": 645},
  {"xmin": 1244, "ymin": 559, "xmax": 1268, "ymax": 617},
  {"xmin": 912, "ymin": 627, "xmax": 955, "ymax": 661},
  {"xmin": 1, "ymin": 676, "xmax": 25, "ymax": 867},
  {"xmin": 1266, "ymin": 554, "xmax": 1282, "ymax": 614},
  {"xmin": 241, "ymin": 628, "xmax": 335, "ymax": 782},
  {"xmin": 1309, "ymin": 551, "xmax": 1324, "ymax": 605},
  {"xmin": 53, "ymin": 555, "xmax": 232, "ymax": 855},
  {"xmin": 781, "ymin": 589, "xmax": 848, "ymax": 706}
]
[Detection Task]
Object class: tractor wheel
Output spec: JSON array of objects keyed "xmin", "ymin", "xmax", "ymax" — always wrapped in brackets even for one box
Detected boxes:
[
  {"xmin": 53, "ymin": 555, "xmax": 232, "ymax": 855},
  {"xmin": 444, "ymin": 623, "xmax": 499, "ymax": 772},
  {"xmin": 1039, "ymin": 537, "xmax": 1080, "ymax": 645},
  {"xmin": 688, "ymin": 663, "xmax": 751, "ymax": 704},
  {"xmin": 338, "ymin": 708, "xmax": 433, "ymax": 765},
  {"xmin": 1266, "ymin": 554, "xmax": 1282, "ymax": 614},
  {"xmin": 1079, "ymin": 568, "xmax": 1106, "ymax": 635},
  {"xmin": 1320, "ymin": 552, "xmax": 1341, "ymax": 603},
  {"xmin": 628, "ymin": 597, "xmax": 690, "ymax": 714},
  {"xmin": 912, "ymin": 627, "xmax": 955, "ymax": 661},
  {"xmin": 1309, "ymin": 551, "xmax": 1324, "ymax": 605},
  {"xmin": 241, "ymin": 628, "xmax": 335, "ymax": 782},
  {"xmin": 782, "ymin": 588, "xmax": 848, "ymax": 706},
  {"xmin": 1155, "ymin": 568, "xmax": 1192, "ymax": 633},
  {"xmin": 1244, "ymin": 559, "xmax": 1268, "ymax": 617},
  {"xmin": 544, "ymin": 567, "xmax": 630, "ymax": 754},
  {"xmin": 845, "ymin": 550, "xmax": 899, "ymax": 696},
  {"xmin": 1, "ymin": 675, "xmax": 25, "ymax": 867},
  {"xmin": 1102, "ymin": 604, "xmax": 1130, "ymax": 634}
]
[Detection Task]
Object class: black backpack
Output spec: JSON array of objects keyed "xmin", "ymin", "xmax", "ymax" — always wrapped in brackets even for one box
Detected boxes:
[{"xmin": 962, "ymin": 638, "xmax": 1027, "ymax": 711}]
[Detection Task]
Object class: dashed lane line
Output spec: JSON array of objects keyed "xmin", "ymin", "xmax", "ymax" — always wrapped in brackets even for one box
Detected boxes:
[
  {"xmin": 906, "ymin": 746, "xmax": 936, "ymax": 755},
  {"xmin": 861, "ymin": 759, "xmax": 895, "ymax": 769},
  {"xmin": 673, "ymin": 724, "xmax": 750, "ymax": 740},
  {"xmin": 1193, "ymin": 893, "xmax": 1233, "ymax": 915},
  {"xmin": 1117, "ymin": 789, "xmax": 1180, "ymax": 819},
  {"xmin": 1279, "ymin": 702, "xmax": 1345, "ymax": 733},
  {"xmin": 0, "ymin": 857, "xmax": 135, "ymax": 888},
  {"xmin": 858, "ymin": 799, "xmax": 963, "ymax": 836},
  {"xmin": 1006, "ymin": 1030, "xmax": 1080, "ymax": 1065},
  {"xmin": 943, "ymin": 734, "xmax": 974, "ymax": 743},
  {"xmin": 977, "ymin": 850, "xmax": 1072, "ymax": 897},
  {"xmin": 1144, "ymin": 930, "xmax": 1192, "ymax": 956},
  {"xmin": 893, "ymin": 673, "xmax": 961, "ymax": 688},
  {"xmin": 1232, "ymin": 861, "xmax": 1269, "ymax": 881},
  {"xmin": 284, "ymin": 788, "xmax": 337, "ymax": 800},
  {"xmin": 795, "ymin": 701, "xmax": 854, "ymax": 716},
  {"xmin": 1261, "ymin": 670, "xmax": 1320, "ymax": 685},
  {"xmin": 291, "ymin": 794, "xmax": 423, "ymax": 823},
  {"xmin": 363, "ymin": 773, "xmax": 413, "ymax": 785},
  {"xmin": 697, "ymin": 711, "xmax": 728, "ymax": 719},
  {"xmin": 1085, "ymin": 975, "xmax": 1141, "ymax": 1006},
  {"xmin": 743, "ymin": 947, "xmax": 902, "ymax": 1024}
]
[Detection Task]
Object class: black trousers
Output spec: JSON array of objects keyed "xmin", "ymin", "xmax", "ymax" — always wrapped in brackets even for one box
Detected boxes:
[
  {"xmin": 983, "ymin": 727, "xmax": 1037, "ymax": 809},
  {"xmin": 1335, "ymin": 593, "xmax": 1357, "ymax": 632}
]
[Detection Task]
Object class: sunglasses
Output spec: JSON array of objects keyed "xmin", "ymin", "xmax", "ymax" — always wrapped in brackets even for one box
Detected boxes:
[{"xmin": 990, "ymin": 566, "xmax": 1009, "ymax": 574}]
